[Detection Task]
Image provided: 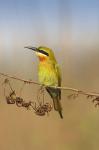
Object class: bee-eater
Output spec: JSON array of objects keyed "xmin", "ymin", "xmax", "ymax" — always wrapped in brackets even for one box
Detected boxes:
[{"xmin": 25, "ymin": 46, "xmax": 63, "ymax": 119}]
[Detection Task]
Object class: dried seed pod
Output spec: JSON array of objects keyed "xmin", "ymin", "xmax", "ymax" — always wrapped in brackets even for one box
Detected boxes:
[
  {"xmin": 15, "ymin": 97, "xmax": 23, "ymax": 107},
  {"xmin": 35, "ymin": 106, "xmax": 45, "ymax": 116},
  {"xmin": 92, "ymin": 96, "xmax": 99, "ymax": 103},
  {"xmin": 34, "ymin": 102, "xmax": 53, "ymax": 116},
  {"xmin": 41, "ymin": 103, "xmax": 53, "ymax": 112},
  {"xmin": 21, "ymin": 101, "xmax": 32, "ymax": 109},
  {"xmin": 6, "ymin": 96, "xmax": 15, "ymax": 104}
]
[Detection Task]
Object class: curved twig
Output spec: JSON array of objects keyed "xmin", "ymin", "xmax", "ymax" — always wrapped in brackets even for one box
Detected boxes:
[{"xmin": 0, "ymin": 72, "xmax": 99, "ymax": 97}]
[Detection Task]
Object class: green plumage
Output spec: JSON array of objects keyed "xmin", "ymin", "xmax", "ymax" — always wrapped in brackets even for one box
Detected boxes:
[{"xmin": 38, "ymin": 46, "xmax": 63, "ymax": 119}]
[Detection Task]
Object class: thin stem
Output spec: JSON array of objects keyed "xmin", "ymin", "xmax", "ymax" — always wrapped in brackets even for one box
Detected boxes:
[{"xmin": 0, "ymin": 72, "xmax": 99, "ymax": 97}]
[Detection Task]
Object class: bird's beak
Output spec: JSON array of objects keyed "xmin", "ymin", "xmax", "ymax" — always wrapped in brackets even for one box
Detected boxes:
[
  {"xmin": 24, "ymin": 46, "xmax": 49, "ymax": 56},
  {"xmin": 24, "ymin": 46, "xmax": 39, "ymax": 52}
]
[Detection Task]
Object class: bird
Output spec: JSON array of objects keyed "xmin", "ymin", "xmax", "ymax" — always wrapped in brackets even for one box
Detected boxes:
[{"xmin": 25, "ymin": 46, "xmax": 63, "ymax": 119}]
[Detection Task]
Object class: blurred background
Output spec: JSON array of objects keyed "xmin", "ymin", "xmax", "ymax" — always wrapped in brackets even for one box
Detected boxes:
[{"xmin": 0, "ymin": 0, "xmax": 99, "ymax": 150}]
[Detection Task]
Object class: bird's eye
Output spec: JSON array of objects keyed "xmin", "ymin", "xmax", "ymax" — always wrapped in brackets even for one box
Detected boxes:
[{"xmin": 38, "ymin": 49, "xmax": 49, "ymax": 56}]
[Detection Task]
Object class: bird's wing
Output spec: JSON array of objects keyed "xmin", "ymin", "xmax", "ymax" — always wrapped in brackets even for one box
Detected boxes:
[
  {"xmin": 55, "ymin": 63, "xmax": 61, "ymax": 99},
  {"xmin": 55, "ymin": 63, "xmax": 61, "ymax": 86}
]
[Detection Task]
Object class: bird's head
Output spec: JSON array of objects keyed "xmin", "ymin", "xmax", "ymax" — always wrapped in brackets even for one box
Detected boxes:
[{"xmin": 25, "ymin": 46, "xmax": 56, "ymax": 62}]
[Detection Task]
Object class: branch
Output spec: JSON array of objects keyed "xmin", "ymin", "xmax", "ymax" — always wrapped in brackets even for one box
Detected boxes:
[
  {"xmin": 0, "ymin": 72, "xmax": 99, "ymax": 98},
  {"xmin": 0, "ymin": 72, "xmax": 40, "ymax": 85}
]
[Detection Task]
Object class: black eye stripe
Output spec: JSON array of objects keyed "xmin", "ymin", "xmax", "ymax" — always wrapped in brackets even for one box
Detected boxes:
[{"xmin": 38, "ymin": 49, "xmax": 49, "ymax": 56}]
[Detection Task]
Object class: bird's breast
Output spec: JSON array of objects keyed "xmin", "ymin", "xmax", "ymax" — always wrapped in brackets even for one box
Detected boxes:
[{"xmin": 38, "ymin": 62, "xmax": 58, "ymax": 86}]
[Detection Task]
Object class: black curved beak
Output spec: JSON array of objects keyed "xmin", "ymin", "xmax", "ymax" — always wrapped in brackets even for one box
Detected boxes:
[
  {"xmin": 24, "ymin": 46, "xmax": 49, "ymax": 56},
  {"xmin": 24, "ymin": 46, "xmax": 39, "ymax": 52}
]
